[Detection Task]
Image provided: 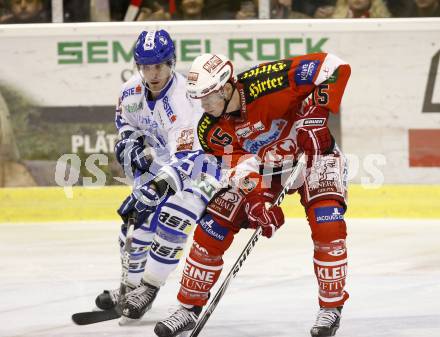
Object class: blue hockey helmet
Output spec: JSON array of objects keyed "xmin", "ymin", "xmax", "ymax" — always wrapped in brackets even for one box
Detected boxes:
[{"xmin": 134, "ymin": 29, "xmax": 175, "ymax": 65}]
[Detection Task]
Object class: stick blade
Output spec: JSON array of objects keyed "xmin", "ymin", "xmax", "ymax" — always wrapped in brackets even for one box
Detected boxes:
[{"xmin": 71, "ymin": 307, "xmax": 121, "ymax": 325}]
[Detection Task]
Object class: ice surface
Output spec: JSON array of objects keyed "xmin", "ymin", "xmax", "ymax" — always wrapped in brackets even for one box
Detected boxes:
[{"xmin": 0, "ymin": 218, "xmax": 439, "ymax": 337}]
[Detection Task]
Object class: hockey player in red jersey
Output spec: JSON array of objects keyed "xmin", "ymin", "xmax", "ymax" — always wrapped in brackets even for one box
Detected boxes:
[{"xmin": 152, "ymin": 52, "xmax": 351, "ymax": 337}]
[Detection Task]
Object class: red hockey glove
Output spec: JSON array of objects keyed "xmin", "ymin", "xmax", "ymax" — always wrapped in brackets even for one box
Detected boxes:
[
  {"xmin": 296, "ymin": 126, "xmax": 333, "ymax": 155},
  {"xmin": 244, "ymin": 194, "xmax": 285, "ymax": 238},
  {"xmin": 296, "ymin": 105, "xmax": 333, "ymax": 156}
]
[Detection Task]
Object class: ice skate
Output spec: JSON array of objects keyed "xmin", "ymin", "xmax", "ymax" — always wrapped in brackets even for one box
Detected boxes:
[
  {"xmin": 154, "ymin": 305, "xmax": 202, "ymax": 337},
  {"xmin": 310, "ymin": 307, "xmax": 342, "ymax": 337},
  {"xmin": 118, "ymin": 279, "xmax": 159, "ymax": 325}
]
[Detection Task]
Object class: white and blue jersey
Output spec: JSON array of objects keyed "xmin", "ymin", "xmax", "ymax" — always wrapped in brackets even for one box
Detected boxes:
[
  {"xmin": 115, "ymin": 71, "xmax": 223, "ymax": 204},
  {"xmin": 115, "ymin": 72, "xmax": 203, "ymax": 165},
  {"xmin": 115, "ymin": 71, "xmax": 223, "ymax": 287}
]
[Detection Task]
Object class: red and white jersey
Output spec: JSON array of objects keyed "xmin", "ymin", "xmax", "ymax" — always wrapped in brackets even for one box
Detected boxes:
[{"xmin": 197, "ymin": 53, "xmax": 351, "ymax": 176}]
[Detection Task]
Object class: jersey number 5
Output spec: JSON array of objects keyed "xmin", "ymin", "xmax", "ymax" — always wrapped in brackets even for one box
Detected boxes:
[
  {"xmin": 315, "ymin": 84, "xmax": 329, "ymax": 106},
  {"xmin": 211, "ymin": 127, "xmax": 233, "ymax": 146}
]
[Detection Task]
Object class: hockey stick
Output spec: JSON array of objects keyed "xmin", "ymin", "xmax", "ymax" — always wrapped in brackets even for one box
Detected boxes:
[
  {"xmin": 120, "ymin": 217, "xmax": 136, "ymax": 299},
  {"xmin": 189, "ymin": 154, "xmax": 306, "ymax": 337},
  {"xmin": 72, "ymin": 217, "xmax": 135, "ymax": 325}
]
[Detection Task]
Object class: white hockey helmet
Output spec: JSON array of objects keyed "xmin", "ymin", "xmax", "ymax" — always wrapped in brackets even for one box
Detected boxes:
[{"xmin": 186, "ymin": 53, "xmax": 234, "ymax": 99}]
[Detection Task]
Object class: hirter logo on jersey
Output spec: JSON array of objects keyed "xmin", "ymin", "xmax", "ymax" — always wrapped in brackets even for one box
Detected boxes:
[
  {"xmin": 239, "ymin": 62, "xmax": 290, "ymax": 103},
  {"xmin": 295, "ymin": 60, "xmax": 320, "ymax": 85},
  {"xmin": 203, "ymin": 55, "xmax": 223, "ymax": 74},
  {"xmin": 240, "ymin": 60, "xmax": 291, "ymax": 80}
]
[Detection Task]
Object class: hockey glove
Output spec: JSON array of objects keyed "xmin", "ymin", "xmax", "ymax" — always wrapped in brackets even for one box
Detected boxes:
[
  {"xmin": 296, "ymin": 106, "xmax": 334, "ymax": 167},
  {"xmin": 296, "ymin": 105, "xmax": 333, "ymax": 155},
  {"xmin": 244, "ymin": 194, "xmax": 285, "ymax": 239},
  {"xmin": 114, "ymin": 138, "xmax": 151, "ymax": 173},
  {"xmin": 296, "ymin": 126, "xmax": 333, "ymax": 156},
  {"xmin": 117, "ymin": 184, "xmax": 160, "ymax": 228}
]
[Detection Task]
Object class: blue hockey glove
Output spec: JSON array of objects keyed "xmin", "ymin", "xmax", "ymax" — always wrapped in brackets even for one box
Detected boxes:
[
  {"xmin": 114, "ymin": 138, "xmax": 151, "ymax": 173},
  {"xmin": 117, "ymin": 185, "xmax": 160, "ymax": 228}
]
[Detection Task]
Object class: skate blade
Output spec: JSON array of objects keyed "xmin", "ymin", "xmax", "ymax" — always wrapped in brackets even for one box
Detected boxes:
[{"xmin": 118, "ymin": 316, "xmax": 142, "ymax": 326}]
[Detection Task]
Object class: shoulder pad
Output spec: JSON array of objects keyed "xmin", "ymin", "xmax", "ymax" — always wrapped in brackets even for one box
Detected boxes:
[
  {"xmin": 236, "ymin": 60, "xmax": 292, "ymax": 104},
  {"xmin": 120, "ymin": 75, "xmax": 143, "ymax": 103},
  {"xmin": 237, "ymin": 60, "xmax": 292, "ymax": 82}
]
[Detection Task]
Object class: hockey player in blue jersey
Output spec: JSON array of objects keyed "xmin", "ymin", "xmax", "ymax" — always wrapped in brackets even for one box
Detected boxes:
[{"xmin": 94, "ymin": 29, "xmax": 221, "ymax": 323}]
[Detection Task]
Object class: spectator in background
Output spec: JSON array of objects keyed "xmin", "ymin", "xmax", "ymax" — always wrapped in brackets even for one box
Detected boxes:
[
  {"xmin": 202, "ymin": 0, "xmax": 238, "ymax": 19},
  {"xmin": 271, "ymin": 0, "xmax": 312, "ymax": 18},
  {"xmin": 408, "ymin": 0, "xmax": 440, "ymax": 16},
  {"xmin": 0, "ymin": 0, "xmax": 9, "ymax": 21},
  {"xmin": 174, "ymin": 0, "xmax": 205, "ymax": 20},
  {"xmin": 291, "ymin": 0, "xmax": 336, "ymax": 17},
  {"xmin": 313, "ymin": 0, "xmax": 337, "ymax": 17},
  {"xmin": 271, "ymin": 0, "xmax": 291, "ymax": 18},
  {"xmin": 313, "ymin": 0, "xmax": 336, "ymax": 19},
  {"xmin": 0, "ymin": 0, "xmax": 50, "ymax": 23},
  {"xmin": 333, "ymin": 0, "xmax": 391, "ymax": 17},
  {"xmin": 64, "ymin": 0, "xmax": 90, "ymax": 22},
  {"xmin": 0, "ymin": 0, "xmax": 6, "ymax": 16},
  {"xmin": 110, "ymin": 0, "xmax": 130, "ymax": 21},
  {"xmin": 235, "ymin": 0, "xmax": 258, "ymax": 19},
  {"xmin": 137, "ymin": 0, "xmax": 171, "ymax": 20},
  {"xmin": 383, "ymin": 0, "xmax": 413, "ymax": 16}
]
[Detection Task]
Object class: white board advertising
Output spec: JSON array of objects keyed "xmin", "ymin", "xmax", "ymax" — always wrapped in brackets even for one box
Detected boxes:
[{"xmin": 0, "ymin": 19, "xmax": 439, "ymax": 185}]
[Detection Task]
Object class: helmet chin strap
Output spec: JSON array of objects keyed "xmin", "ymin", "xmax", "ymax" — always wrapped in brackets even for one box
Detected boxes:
[{"xmin": 220, "ymin": 85, "xmax": 236, "ymax": 116}]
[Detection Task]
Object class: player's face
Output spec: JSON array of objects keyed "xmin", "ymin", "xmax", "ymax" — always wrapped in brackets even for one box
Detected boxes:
[
  {"xmin": 138, "ymin": 62, "xmax": 172, "ymax": 92},
  {"xmin": 200, "ymin": 90, "xmax": 225, "ymax": 117}
]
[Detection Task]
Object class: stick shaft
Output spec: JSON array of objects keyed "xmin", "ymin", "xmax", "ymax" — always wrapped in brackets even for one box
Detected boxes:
[{"xmin": 189, "ymin": 155, "xmax": 306, "ymax": 337}]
